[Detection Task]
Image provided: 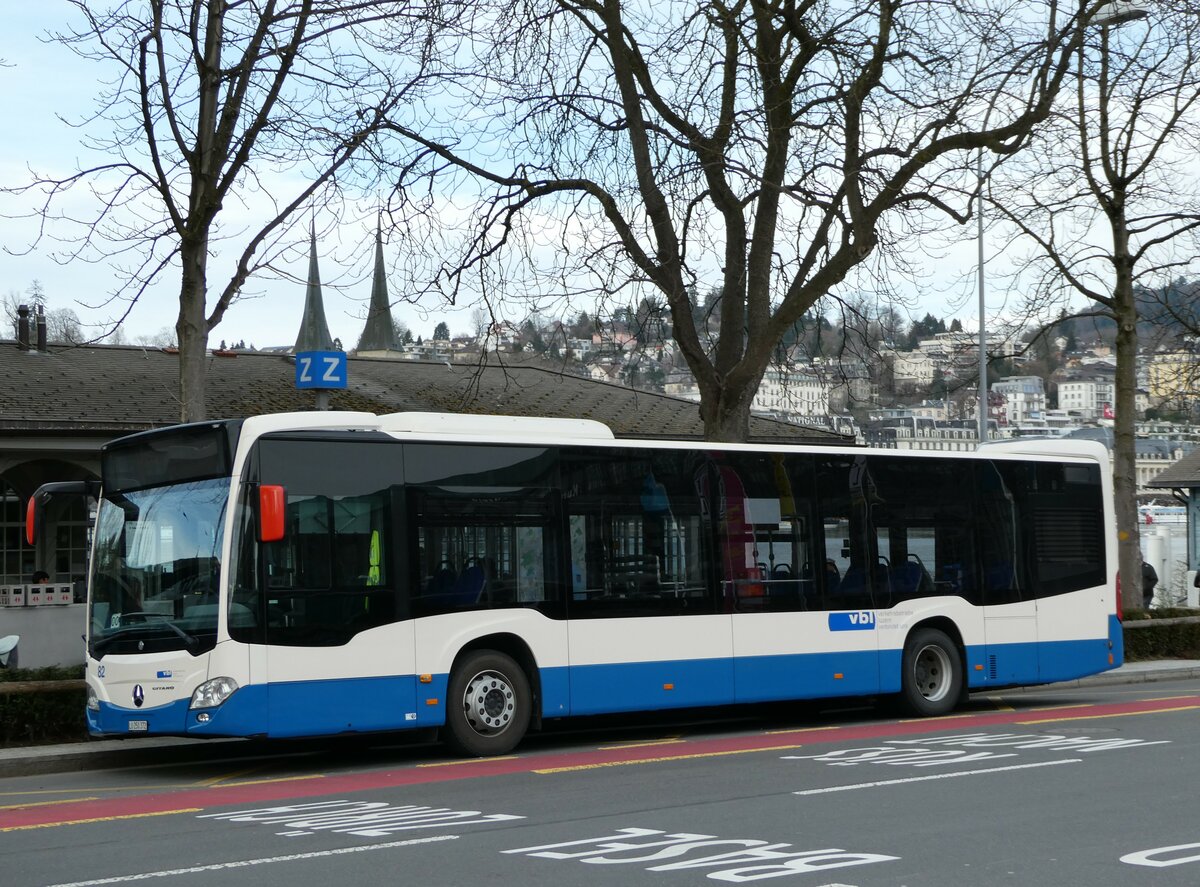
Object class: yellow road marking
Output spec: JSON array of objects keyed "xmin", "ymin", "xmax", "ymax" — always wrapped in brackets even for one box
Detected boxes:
[
  {"xmin": 196, "ymin": 766, "xmax": 265, "ymax": 787},
  {"xmin": 598, "ymin": 738, "xmax": 686, "ymax": 750},
  {"xmin": 0, "ymin": 784, "xmax": 193, "ymax": 796},
  {"xmin": 417, "ymin": 755, "xmax": 519, "ymax": 768},
  {"xmin": 534, "ymin": 744, "xmax": 803, "ymax": 774},
  {"xmin": 210, "ymin": 774, "xmax": 325, "ymax": 788},
  {"xmin": 0, "ymin": 808, "xmax": 202, "ymax": 832},
  {"xmin": 1023, "ymin": 704, "xmax": 1098, "ymax": 712},
  {"xmin": 1017, "ymin": 704, "xmax": 1200, "ymax": 725},
  {"xmin": 0, "ymin": 797, "xmax": 99, "ymax": 811},
  {"xmin": 764, "ymin": 726, "xmax": 840, "ymax": 736}
]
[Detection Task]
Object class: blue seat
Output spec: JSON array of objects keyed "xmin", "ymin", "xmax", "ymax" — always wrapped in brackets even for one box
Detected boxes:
[
  {"xmin": 451, "ymin": 563, "xmax": 486, "ymax": 605},
  {"xmin": 890, "ymin": 561, "xmax": 931, "ymax": 599}
]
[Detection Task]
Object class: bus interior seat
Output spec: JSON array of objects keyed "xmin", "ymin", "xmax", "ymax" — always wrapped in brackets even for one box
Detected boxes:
[
  {"xmin": 426, "ymin": 564, "xmax": 457, "ymax": 597},
  {"xmin": 451, "ymin": 563, "xmax": 487, "ymax": 605},
  {"xmin": 890, "ymin": 559, "xmax": 933, "ymax": 599},
  {"xmin": 985, "ymin": 562, "xmax": 1016, "ymax": 592},
  {"xmin": 837, "ymin": 563, "xmax": 890, "ymax": 604},
  {"xmin": 837, "ymin": 565, "xmax": 866, "ymax": 598}
]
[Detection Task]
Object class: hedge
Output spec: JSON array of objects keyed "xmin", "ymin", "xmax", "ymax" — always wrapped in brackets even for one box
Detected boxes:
[
  {"xmin": 0, "ymin": 666, "xmax": 87, "ymax": 747},
  {"xmin": 1123, "ymin": 609, "xmax": 1200, "ymax": 661}
]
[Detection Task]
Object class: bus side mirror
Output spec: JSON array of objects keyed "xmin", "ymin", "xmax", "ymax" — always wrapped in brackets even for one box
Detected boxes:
[
  {"xmin": 25, "ymin": 496, "xmax": 37, "ymax": 546},
  {"xmin": 259, "ymin": 485, "xmax": 286, "ymax": 543},
  {"xmin": 26, "ymin": 481, "xmax": 101, "ymax": 545}
]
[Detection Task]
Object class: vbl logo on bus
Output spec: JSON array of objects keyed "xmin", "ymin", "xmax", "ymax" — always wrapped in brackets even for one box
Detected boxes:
[{"xmin": 828, "ymin": 611, "xmax": 876, "ymax": 631}]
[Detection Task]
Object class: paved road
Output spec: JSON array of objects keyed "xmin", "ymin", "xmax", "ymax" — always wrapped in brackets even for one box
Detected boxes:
[{"xmin": 3, "ymin": 672, "xmax": 1200, "ymax": 886}]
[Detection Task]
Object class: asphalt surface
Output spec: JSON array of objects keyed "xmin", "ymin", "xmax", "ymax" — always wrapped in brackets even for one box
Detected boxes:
[{"xmin": 3, "ymin": 659, "xmax": 1198, "ymax": 779}]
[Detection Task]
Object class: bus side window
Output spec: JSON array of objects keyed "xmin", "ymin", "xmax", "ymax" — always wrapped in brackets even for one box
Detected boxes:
[{"xmin": 562, "ymin": 446, "xmax": 713, "ymax": 619}]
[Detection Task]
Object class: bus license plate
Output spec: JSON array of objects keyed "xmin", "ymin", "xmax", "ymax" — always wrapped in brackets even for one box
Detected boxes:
[{"xmin": 128, "ymin": 720, "xmax": 148, "ymax": 732}]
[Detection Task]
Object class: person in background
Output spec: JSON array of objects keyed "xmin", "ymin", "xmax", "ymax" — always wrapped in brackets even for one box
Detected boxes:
[
  {"xmin": 31, "ymin": 570, "xmax": 50, "ymax": 585},
  {"xmin": 1141, "ymin": 560, "xmax": 1158, "ymax": 610}
]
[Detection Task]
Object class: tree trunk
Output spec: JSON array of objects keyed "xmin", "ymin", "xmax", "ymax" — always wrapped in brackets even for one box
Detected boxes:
[
  {"xmin": 177, "ymin": 239, "xmax": 211, "ymax": 423},
  {"xmin": 697, "ymin": 375, "xmax": 757, "ymax": 442},
  {"xmin": 1111, "ymin": 251, "xmax": 1142, "ymax": 612}
]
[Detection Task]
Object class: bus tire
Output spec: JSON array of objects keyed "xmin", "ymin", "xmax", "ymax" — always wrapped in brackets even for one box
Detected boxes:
[
  {"xmin": 444, "ymin": 650, "xmax": 531, "ymax": 757},
  {"xmin": 900, "ymin": 628, "xmax": 962, "ymax": 717}
]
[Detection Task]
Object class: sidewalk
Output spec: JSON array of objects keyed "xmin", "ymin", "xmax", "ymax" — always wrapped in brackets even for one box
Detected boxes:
[{"xmin": 2, "ymin": 660, "xmax": 1198, "ymax": 779}]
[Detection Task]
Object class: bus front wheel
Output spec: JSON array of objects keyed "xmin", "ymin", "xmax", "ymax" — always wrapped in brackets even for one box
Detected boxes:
[
  {"xmin": 444, "ymin": 650, "xmax": 531, "ymax": 757},
  {"xmin": 900, "ymin": 628, "xmax": 962, "ymax": 717}
]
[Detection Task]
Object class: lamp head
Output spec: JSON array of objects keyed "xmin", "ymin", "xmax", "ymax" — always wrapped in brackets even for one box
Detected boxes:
[{"xmin": 1093, "ymin": 1, "xmax": 1149, "ymax": 28}]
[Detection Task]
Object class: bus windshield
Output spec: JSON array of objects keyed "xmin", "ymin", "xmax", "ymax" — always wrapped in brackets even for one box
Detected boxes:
[{"xmin": 89, "ymin": 477, "xmax": 230, "ymax": 657}]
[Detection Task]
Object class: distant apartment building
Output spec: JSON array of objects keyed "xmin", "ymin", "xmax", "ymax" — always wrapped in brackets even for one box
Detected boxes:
[
  {"xmin": 862, "ymin": 409, "xmax": 983, "ymax": 451},
  {"xmin": 1148, "ymin": 351, "xmax": 1200, "ymax": 412},
  {"xmin": 753, "ymin": 366, "xmax": 829, "ymax": 418},
  {"xmin": 991, "ymin": 375, "xmax": 1047, "ymax": 426},
  {"xmin": 890, "ymin": 349, "xmax": 938, "ymax": 386},
  {"xmin": 816, "ymin": 360, "xmax": 876, "ymax": 412},
  {"xmin": 1058, "ymin": 372, "xmax": 1115, "ymax": 421}
]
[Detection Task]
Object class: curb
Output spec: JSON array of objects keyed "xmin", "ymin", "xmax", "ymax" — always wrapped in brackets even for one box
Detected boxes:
[{"xmin": 0, "ymin": 737, "xmax": 255, "ymax": 779}]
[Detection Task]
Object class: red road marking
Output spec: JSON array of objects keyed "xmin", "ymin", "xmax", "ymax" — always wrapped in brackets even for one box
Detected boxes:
[{"xmin": 2, "ymin": 693, "xmax": 1195, "ymax": 831}]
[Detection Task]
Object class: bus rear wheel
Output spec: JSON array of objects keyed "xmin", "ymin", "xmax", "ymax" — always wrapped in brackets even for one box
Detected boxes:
[
  {"xmin": 900, "ymin": 628, "xmax": 962, "ymax": 717},
  {"xmin": 444, "ymin": 650, "xmax": 531, "ymax": 757}
]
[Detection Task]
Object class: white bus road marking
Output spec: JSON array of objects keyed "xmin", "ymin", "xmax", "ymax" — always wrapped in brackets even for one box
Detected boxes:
[
  {"xmin": 792, "ymin": 759, "xmax": 1081, "ymax": 795},
  {"xmin": 41, "ymin": 835, "xmax": 458, "ymax": 887},
  {"xmin": 198, "ymin": 800, "xmax": 524, "ymax": 838},
  {"xmin": 1121, "ymin": 843, "xmax": 1200, "ymax": 868},
  {"xmin": 503, "ymin": 828, "xmax": 899, "ymax": 880},
  {"xmin": 782, "ymin": 732, "xmax": 1170, "ymax": 769}
]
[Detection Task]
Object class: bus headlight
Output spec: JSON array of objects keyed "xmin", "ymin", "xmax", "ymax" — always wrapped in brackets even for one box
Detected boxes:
[
  {"xmin": 87, "ymin": 685, "xmax": 100, "ymax": 712},
  {"xmin": 190, "ymin": 676, "xmax": 239, "ymax": 710}
]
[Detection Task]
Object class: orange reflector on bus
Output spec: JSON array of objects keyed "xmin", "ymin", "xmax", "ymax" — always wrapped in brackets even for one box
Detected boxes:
[
  {"xmin": 833, "ymin": 673, "xmax": 843, "ymax": 680},
  {"xmin": 419, "ymin": 674, "xmax": 433, "ymax": 683},
  {"xmin": 426, "ymin": 698, "xmax": 439, "ymax": 706},
  {"xmin": 975, "ymin": 664, "xmax": 984, "ymax": 671},
  {"xmin": 663, "ymin": 683, "xmax": 674, "ymax": 691}
]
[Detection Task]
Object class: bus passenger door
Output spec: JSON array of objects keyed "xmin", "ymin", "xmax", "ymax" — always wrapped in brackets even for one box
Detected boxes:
[
  {"xmin": 253, "ymin": 439, "xmax": 417, "ymax": 738},
  {"xmin": 727, "ymin": 453, "xmax": 880, "ymax": 703},
  {"xmin": 978, "ymin": 462, "xmax": 1039, "ymax": 685},
  {"xmin": 562, "ymin": 449, "xmax": 733, "ymax": 715}
]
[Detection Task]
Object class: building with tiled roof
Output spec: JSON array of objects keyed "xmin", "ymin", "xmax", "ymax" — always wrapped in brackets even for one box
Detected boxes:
[{"xmin": 0, "ymin": 336, "xmax": 851, "ymax": 585}]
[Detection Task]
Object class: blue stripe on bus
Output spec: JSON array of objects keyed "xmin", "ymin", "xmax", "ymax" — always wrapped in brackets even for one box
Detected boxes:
[
  {"xmin": 734, "ymin": 651, "xmax": 882, "ymax": 702},
  {"xmin": 88, "ymin": 698, "xmax": 193, "ymax": 736},
  {"xmin": 263, "ymin": 675, "xmax": 422, "ymax": 737},
  {"xmin": 567, "ymin": 658, "xmax": 736, "ymax": 715},
  {"xmin": 86, "ymin": 632, "xmax": 1122, "ymax": 739}
]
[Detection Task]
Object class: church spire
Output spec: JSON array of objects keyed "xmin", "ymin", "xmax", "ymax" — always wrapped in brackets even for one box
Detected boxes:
[
  {"xmin": 294, "ymin": 222, "xmax": 335, "ymax": 352},
  {"xmin": 356, "ymin": 215, "xmax": 397, "ymax": 352}
]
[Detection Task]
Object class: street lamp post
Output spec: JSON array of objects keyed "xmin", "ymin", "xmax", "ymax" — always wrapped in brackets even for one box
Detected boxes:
[
  {"xmin": 975, "ymin": 2, "xmax": 1147, "ymax": 449},
  {"xmin": 977, "ymin": 147, "xmax": 987, "ymax": 446}
]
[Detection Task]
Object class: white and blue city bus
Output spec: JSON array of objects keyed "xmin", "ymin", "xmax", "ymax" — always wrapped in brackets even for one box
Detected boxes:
[{"xmin": 28, "ymin": 411, "xmax": 1122, "ymax": 756}]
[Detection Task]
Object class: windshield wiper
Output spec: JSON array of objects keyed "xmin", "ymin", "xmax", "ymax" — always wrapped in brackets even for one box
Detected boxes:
[{"xmin": 92, "ymin": 614, "xmax": 199, "ymax": 655}]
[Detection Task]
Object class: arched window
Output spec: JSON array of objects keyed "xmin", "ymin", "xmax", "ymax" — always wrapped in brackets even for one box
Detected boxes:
[{"xmin": 0, "ymin": 479, "xmax": 31, "ymax": 585}]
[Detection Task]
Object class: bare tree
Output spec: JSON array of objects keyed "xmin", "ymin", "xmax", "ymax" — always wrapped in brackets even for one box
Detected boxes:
[
  {"xmin": 377, "ymin": 0, "xmax": 1108, "ymax": 440},
  {"xmin": 993, "ymin": 1, "xmax": 1200, "ymax": 610},
  {"xmin": 7, "ymin": 1, "xmax": 462, "ymax": 421}
]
